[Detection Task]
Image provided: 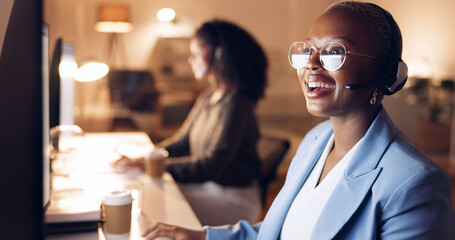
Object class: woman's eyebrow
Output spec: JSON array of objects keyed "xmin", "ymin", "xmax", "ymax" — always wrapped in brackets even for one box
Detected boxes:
[
  {"xmin": 330, "ymin": 36, "xmax": 353, "ymax": 43},
  {"xmin": 305, "ymin": 36, "xmax": 353, "ymax": 44}
]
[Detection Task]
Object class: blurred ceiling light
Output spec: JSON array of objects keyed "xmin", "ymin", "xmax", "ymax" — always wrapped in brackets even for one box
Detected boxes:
[
  {"xmin": 74, "ymin": 61, "xmax": 109, "ymax": 82},
  {"xmin": 156, "ymin": 8, "xmax": 176, "ymax": 22},
  {"xmin": 95, "ymin": 4, "xmax": 133, "ymax": 33}
]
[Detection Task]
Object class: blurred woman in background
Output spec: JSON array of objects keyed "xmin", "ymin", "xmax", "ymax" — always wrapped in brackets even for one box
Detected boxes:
[{"xmin": 115, "ymin": 19, "xmax": 268, "ymax": 226}]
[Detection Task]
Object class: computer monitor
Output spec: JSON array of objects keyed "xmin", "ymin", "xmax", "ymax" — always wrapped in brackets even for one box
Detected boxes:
[
  {"xmin": 0, "ymin": 0, "xmax": 44, "ymax": 238},
  {"xmin": 50, "ymin": 38, "xmax": 76, "ymax": 128},
  {"xmin": 42, "ymin": 22, "xmax": 51, "ymax": 211},
  {"xmin": 49, "ymin": 38, "xmax": 61, "ymax": 129}
]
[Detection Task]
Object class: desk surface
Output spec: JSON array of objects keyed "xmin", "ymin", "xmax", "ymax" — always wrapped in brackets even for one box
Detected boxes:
[{"xmin": 46, "ymin": 132, "xmax": 201, "ymax": 240}]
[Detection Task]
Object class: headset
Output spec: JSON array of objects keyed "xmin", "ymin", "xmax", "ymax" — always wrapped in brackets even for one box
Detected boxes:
[
  {"xmin": 207, "ymin": 46, "xmax": 222, "ymax": 69},
  {"xmin": 202, "ymin": 22, "xmax": 223, "ymax": 75},
  {"xmin": 345, "ymin": 3, "xmax": 408, "ymax": 95}
]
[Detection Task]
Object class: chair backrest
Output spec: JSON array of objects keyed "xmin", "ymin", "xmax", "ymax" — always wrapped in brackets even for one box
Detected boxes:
[
  {"xmin": 257, "ymin": 135, "xmax": 290, "ymax": 208},
  {"xmin": 108, "ymin": 70, "xmax": 159, "ymax": 112}
]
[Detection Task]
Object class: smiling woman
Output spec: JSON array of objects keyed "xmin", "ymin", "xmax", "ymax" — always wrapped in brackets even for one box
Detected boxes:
[{"xmin": 141, "ymin": 2, "xmax": 455, "ymax": 240}]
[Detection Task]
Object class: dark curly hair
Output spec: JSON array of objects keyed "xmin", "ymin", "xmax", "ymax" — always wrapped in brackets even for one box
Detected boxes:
[{"xmin": 194, "ymin": 19, "xmax": 268, "ymax": 103}]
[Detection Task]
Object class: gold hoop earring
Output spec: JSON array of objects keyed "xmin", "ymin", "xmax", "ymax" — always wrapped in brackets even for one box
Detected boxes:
[{"xmin": 370, "ymin": 89, "xmax": 378, "ymax": 105}]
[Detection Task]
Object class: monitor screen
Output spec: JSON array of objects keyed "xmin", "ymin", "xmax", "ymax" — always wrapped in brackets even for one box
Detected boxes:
[
  {"xmin": 42, "ymin": 22, "xmax": 50, "ymax": 211},
  {"xmin": 49, "ymin": 38, "xmax": 61, "ymax": 129},
  {"xmin": 49, "ymin": 38, "xmax": 76, "ymax": 128},
  {"xmin": 59, "ymin": 41, "xmax": 76, "ymax": 125}
]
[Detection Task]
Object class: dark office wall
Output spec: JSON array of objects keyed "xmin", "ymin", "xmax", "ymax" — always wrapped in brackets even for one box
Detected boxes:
[{"xmin": 0, "ymin": 0, "xmax": 44, "ymax": 239}]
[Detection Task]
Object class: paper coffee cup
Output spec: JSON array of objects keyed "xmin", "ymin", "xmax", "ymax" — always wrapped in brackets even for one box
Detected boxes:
[
  {"xmin": 101, "ymin": 190, "xmax": 133, "ymax": 235},
  {"xmin": 145, "ymin": 148, "xmax": 168, "ymax": 178}
]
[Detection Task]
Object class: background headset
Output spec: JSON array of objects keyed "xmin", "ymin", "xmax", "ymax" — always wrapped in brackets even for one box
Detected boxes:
[
  {"xmin": 345, "ymin": 3, "xmax": 408, "ymax": 95},
  {"xmin": 203, "ymin": 46, "xmax": 221, "ymax": 76},
  {"xmin": 203, "ymin": 22, "xmax": 222, "ymax": 73}
]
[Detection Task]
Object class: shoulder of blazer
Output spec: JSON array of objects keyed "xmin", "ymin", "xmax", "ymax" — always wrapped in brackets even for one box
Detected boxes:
[{"xmin": 305, "ymin": 119, "xmax": 331, "ymax": 141}]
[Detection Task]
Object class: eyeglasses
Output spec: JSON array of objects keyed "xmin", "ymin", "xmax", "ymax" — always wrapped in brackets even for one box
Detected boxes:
[{"xmin": 288, "ymin": 41, "xmax": 378, "ymax": 71}]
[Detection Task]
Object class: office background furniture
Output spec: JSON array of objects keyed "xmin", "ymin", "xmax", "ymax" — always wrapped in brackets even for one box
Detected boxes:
[
  {"xmin": 108, "ymin": 70, "xmax": 160, "ymax": 131},
  {"xmin": 106, "ymin": 68, "xmax": 199, "ymax": 142},
  {"xmin": 257, "ymin": 135, "xmax": 290, "ymax": 208}
]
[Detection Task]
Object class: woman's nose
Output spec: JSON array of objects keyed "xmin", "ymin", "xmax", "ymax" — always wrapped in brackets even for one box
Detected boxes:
[{"xmin": 305, "ymin": 51, "xmax": 323, "ymax": 71}]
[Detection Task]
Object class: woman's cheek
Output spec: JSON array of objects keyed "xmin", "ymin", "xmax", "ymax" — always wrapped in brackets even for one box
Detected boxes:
[
  {"xmin": 192, "ymin": 59, "xmax": 209, "ymax": 79},
  {"xmin": 297, "ymin": 69, "xmax": 308, "ymax": 92},
  {"xmin": 297, "ymin": 68, "xmax": 305, "ymax": 83}
]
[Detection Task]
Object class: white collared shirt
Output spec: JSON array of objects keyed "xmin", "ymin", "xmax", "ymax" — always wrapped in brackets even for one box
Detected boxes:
[{"xmin": 280, "ymin": 134, "xmax": 362, "ymax": 240}]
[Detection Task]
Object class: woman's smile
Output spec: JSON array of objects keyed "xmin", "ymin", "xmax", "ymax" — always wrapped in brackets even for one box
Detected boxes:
[{"xmin": 304, "ymin": 74, "xmax": 336, "ymax": 98}]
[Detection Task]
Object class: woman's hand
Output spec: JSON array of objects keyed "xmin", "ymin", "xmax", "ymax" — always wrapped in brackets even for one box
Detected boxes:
[
  {"xmin": 142, "ymin": 222, "xmax": 206, "ymax": 240},
  {"xmin": 111, "ymin": 155, "xmax": 146, "ymax": 171}
]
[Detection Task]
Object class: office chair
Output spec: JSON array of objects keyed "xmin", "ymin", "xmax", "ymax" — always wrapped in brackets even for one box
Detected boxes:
[
  {"xmin": 108, "ymin": 70, "xmax": 159, "ymax": 130},
  {"xmin": 257, "ymin": 135, "xmax": 290, "ymax": 208}
]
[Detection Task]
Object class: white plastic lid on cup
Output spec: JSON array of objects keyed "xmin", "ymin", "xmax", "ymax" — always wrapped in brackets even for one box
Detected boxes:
[
  {"xmin": 146, "ymin": 147, "xmax": 169, "ymax": 160},
  {"xmin": 102, "ymin": 190, "xmax": 133, "ymax": 206}
]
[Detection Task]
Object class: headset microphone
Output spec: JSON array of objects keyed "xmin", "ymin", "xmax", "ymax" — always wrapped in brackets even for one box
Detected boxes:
[{"xmin": 345, "ymin": 81, "xmax": 376, "ymax": 90}]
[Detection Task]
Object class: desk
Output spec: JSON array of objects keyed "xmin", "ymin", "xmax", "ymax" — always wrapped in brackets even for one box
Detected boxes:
[{"xmin": 45, "ymin": 132, "xmax": 201, "ymax": 240}]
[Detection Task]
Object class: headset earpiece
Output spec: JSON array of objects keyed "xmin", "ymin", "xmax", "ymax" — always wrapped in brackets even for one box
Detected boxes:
[
  {"xmin": 203, "ymin": 47, "xmax": 222, "ymax": 77},
  {"xmin": 214, "ymin": 47, "xmax": 222, "ymax": 61},
  {"xmin": 367, "ymin": 2, "xmax": 408, "ymax": 95},
  {"xmin": 382, "ymin": 60, "xmax": 408, "ymax": 95}
]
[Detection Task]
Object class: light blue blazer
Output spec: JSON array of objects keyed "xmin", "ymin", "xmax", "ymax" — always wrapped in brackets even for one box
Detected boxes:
[{"xmin": 205, "ymin": 107, "xmax": 455, "ymax": 239}]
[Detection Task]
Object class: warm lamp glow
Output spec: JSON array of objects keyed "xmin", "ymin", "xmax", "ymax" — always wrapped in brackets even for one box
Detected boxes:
[
  {"xmin": 95, "ymin": 4, "xmax": 133, "ymax": 33},
  {"xmin": 59, "ymin": 60, "xmax": 78, "ymax": 78},
  {"xmin": 156, "ymin": 8, "xmax": 176, "ymax": 22},
  {"xmin": 405, "ymin": 56, "xmax": 433, "ymax": 78},
  {"xmin": 74, "ymin": 62, "xmax": 109, "ymax": 82},
  {"xmin": 95, "ymin": 22, "xmax": 132, "ymax": 33}
]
